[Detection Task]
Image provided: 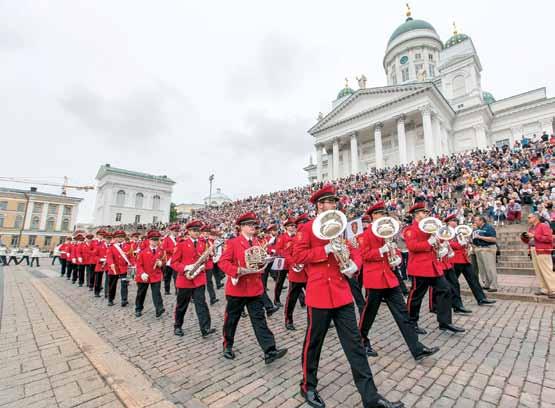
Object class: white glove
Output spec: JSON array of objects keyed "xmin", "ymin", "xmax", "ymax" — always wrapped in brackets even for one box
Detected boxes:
[
  {"xmin": 340, "ymin": 260, "xmax": 358, "ymax": 278},
  {"xmin": 379, "ymin": 244, "xmax": 390, "ymax": 256},
  {"xmin": 72, "ymin": 258, "xmax": 76, "ymax": 263},
  {"xmin": 184, "ymin": 264, "xmax": 195, "ymax": 272},
  {"xmin": 141, "ymin": 273, "xmax": 149, "ymax": 282},
  {"xmin": 100, "ymin": 258, "xmax": 106, "ymax": 262},
  {"xmin": 427, "ymin": 236, "xmax": 437, "ymax": 246},
  {"xmin": 78, "ymin": 257, "xmax": 83, "ymax": 263},
  {"xmin": 324, "ymin": 243, "xmax": 333, "ymax": 255}
]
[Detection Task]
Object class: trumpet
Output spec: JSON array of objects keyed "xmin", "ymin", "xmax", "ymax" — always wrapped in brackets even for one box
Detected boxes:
[
  {"xmin": 371, "ymin": 216, "xmax": 402, "ymax": 267},
  {"xmin": 312, "ymin": 210, "xmax": 350, "ymax": 270}
]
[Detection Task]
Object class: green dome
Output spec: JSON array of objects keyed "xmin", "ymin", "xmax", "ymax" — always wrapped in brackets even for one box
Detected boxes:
[
  {"xmin": 337, "ymin": 86, "xmax": 354, "ymax": 100},
  {"xmin": 483, "ymin": 91, "xmax": 496, "ymax": 105},
  {"xmin": 445, "ymin": 33, "xmax": 469, "ymax": 48},
  {"xmin": 388, "ymin": 17, "xmax": 438, "ymax": 45}
]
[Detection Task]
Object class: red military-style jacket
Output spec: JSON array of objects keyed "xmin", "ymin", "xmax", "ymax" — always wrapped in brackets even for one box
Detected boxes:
[
  {"xmin": 94, "ymin": 241, "xmax": 108, "ymax": 272},
  {"xmin": 71, "ymin": 243, "xmax": 84, "ymax": 265},
  {"xmin": 265, "ymin": 234, "xmax": 278, "ymax": 255},
  {"xmin": 59, "ymin": 242, "xmax": 70, "ymax": 260},
  {"xmin": 359, "ymin": 225, "xmax": 399, "ymax": 289},
  {"xmin": 292, "ymin": 219, "xmax": 362, "ymax": 309},
  {"xmin": 201, "ymin": 237, "xmax": 214, "ymax": 270},
  {"xmin": 449, "ymin": 239, "xmax": 470, "ymax": 264},
  {"xmin": 403, "ymin": 220, "xmax": 443, "ymax": 278},
  {"xmin": 275, "ymin": 232, "xmax": 295, "ymax": 270},
  {"xmin": 171, "ymin": 237, "xmax": 207, "ymax": 289},
  {"xmin": 106, "ymin": 242, "xmax": 132, "ymax": 275},
  {"xmin": 218, "ymin": 234, "xmax": 265, "ymax": 297},
  {"xmin": 529, "ymin": 222, "xmax": 553, "ymax": 255},
  {"xmin": 82, "ymin": 241, "xmax": 95, "ymax": 265},
  {"xmin": 136, "ymin": 245, "xmax": 164, "ymax": 283},
  {"xmin": 161, "ymin": 235, "xmax": 178, "ymax": 267}
]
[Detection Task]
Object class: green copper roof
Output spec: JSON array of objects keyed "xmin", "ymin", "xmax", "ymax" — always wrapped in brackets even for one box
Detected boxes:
[
  {"xmin": 337, "ymin": 87, "xmax": 355, "ymax": 100},
  {"xmin": 445, "ymin": 33, "xmax": 469, "ymax": 48},
  {"xmin": 388, "ymin": 17, "xmax": 438, "ymax": 45},
  {"xmin": 482, "ymin": 91, "xmax": 496, "ymax": 105}
]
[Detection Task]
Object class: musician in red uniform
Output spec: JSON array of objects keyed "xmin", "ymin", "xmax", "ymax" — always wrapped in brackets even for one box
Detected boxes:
[
  {"xmin": 292, "ymin": 185, "xmax": 404, "ymax": 408},
  {"xmin": 170, "ymin": 220, "xmax": 215, "ymax": 338},
  {"xmin": 106, "ymin": 230, "xmax": 132, "ymax": 307},
  {"xmin": 201, "ymin": 225, "xmax": 219, "ymax": 305},
  {"xmin": 358, "ymin": 202, "xmax": 438, "ymax": 361},
  {"xmin": 218, "ymin": 212, "xmax": 288, "ymax": 363},
  {"xmin": 403, "ymin": 203, "xmax": 464, "ymax": 334},
  {"xmin": 83, "ymin": 233, "xmax": 96, "ymax": 291},
  {"xmin": 93, "ymin": 232, "xmax": 109, "ymax": 298},
  {"xmin": 59, "ymin": 237, "xmax": 72, "ymax": 278},
  {"xmin": 273, "ymin": 218, "xmax": 296, "ymax": 306},
  {"xmin": 260, "ymin": 224, "xmax": 280, "ymax": 315},
  {"xmin": 135, "ymin": 230, "xmax": 165, "ymax": 318},
  {"xmin": 161, "ymin": 224, "xmax": 180, "ymax": 295},
  {"xmin": 284, "ymin": 214, "xmax": 309, "ymax": 330},
  {"xmin": 71, "ymin": 234, "xmax": 85, "ymax": 286}
]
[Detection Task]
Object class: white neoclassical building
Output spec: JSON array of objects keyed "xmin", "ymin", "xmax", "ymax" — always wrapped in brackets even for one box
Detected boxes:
[
  {"xmin": 92, "ymin": 164, "xmax": 175, "ymax": 226},
  {"xmin": 304, "ymin": 8, "xmax": 555, "ymax": 182}
]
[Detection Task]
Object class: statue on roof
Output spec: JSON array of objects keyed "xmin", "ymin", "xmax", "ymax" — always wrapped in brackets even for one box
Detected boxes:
[
  {"xmin": 317, "ymin": 112, "xmax": 324, "ymax": 121},
  {"xmin": 356, "ymin": 74, "xmax": 367, "ymax": 89}
]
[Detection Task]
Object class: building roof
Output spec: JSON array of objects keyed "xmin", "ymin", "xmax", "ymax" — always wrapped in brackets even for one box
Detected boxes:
[
  {"xmin": 388, "ymin": 17, "xmax": 438, "ymax": 45},
  {"xmin": 96, "ymin": 164, "xmax": 176, "ymax": 184},
  {"xmin": 0, "ymin": 187, "xmax": 82, "ymax": 201},
  {"xmin": 445, "ymin": 32, "xmax": 469, "ymax": 48}
]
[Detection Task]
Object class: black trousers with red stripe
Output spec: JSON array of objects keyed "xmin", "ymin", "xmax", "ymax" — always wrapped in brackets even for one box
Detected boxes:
[
  {"xmin": 407, "ymin": 276, "xmax": 452, "ymax": 326},
  {"xmin": 429, "ymin": 268, "xmax": 464, "ymax": 311},
  {"xmin": 223, "ymin": 295, "xmax": 276, "ymax": 353},
  {"xmin": 274, "ymin": 270, "xmax": 287, "ymax": 304},
  {"xmin": 174, "ymin": 286, "xmax": 211, "ymax": 333},
  {"xmin": 301, "ymin": 303, "xmax": 380, "ymax": 406},
  {"xmin": 359, "ymin": 287, "xmax": 423, "ymax": 357},
  {"xmin": 284, "ymin": 282, "xmax": 306, "ymax": 324},
  {"xmin": 454, "ymin": 263, "xmax": 487, "ymax": 303},
  {"xmin": 347, "ymin": 276, "xmax": 365, "ymax": 314}
]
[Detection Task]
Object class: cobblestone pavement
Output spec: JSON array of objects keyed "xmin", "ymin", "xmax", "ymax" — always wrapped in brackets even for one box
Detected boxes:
[{"xmin": 2, "ymin": 264, "xmax": 555, "ymax": 408}]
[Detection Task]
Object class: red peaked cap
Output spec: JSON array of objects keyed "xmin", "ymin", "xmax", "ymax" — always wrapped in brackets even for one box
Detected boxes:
[
  {"xmin": 309, "ymin": 184, "xmax": 338, "ymax": 204},
  {"xmin": 168, "ymin": 224, "xmax": 181, "ymax": 231},
  {"xmin": 113, "ymin": 230, "xmax": 127, "ymax": 238},
  {"xmin": 295, "ymin": 213, "xmax": 309, "ymax": 224},
  {"xmin": 366, "ymin": 201, "xmax": 386, "ymax": 216},
  {"xmin": 85, "ymin": 233, "xmax": 94, "ymax": 239},
  {"xmin": 147, "ymin": 230, "xmax": 162, "ymax": 239},
  {"xmin": 361, "ymin": 215, "xmax": 371, "ymax": 223},
  {"xmin": 444, "ymin": 214, "xmax": 457, "ymax": 223},
  {"xmin": 284, "ymin": 217, "xmax": 296, "ymax": 226},
  {"xmin": 186, "ymin": 220, "xmax": 203, "ymax": 230},
  {"xmin": 236, "ymin": 212, "xmax": 259, "ymax": 226},
  {"xmin": 74, "ymin": 234, "xmax": 85, "ymax": 241},
  {"xmin": 265, "ymin": 224, "xmax": 277, "ymax": 232},
  {"xmin": 408, "ymin": 202, "xmax": 428, "ymax": 214}
]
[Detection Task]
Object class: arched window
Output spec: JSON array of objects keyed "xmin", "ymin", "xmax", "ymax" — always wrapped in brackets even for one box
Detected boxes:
[
  {"xmin": 152, "ymin": 195, "xmax": 160, "ymax": 210},
  {"xmin": 31, "ymin": 216, "xmax": 40, "ymax": 230},
  {"xmin": 46, "ymin": 217, "xmax": 56, "ymax": 231},
  {"xmin": 116, "ymin": 190, "xmax": 126, "ymax": 206},
  {"xmin": 14, "ymin": 215, "xmax": 23, "ymax": 229},
  {"xmin": 452, "ymin": 75, "xmax": 466, "ymax": 98},
  {"xmin": 61, "ymin": 218, "xmax": 70, "ymax": 232},
  {"xmin": 135, "ymin": 193, "xmax": 144, "ymax": 209},
  {"xmin": 0, "ymin": 214, "xmax": 4, "ymax": 228}
]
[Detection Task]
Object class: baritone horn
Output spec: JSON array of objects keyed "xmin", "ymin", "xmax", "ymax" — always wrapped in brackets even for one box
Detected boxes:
[
  {"xmin": 312, "ymin": 210, "xmax": 350, "ymax": 270},
  {"xmin": 371, "ymin": 216, "xmax": 402, "ymax": 267}
]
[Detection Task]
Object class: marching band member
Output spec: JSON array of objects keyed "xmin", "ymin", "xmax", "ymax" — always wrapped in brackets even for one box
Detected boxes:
[
  {"xmin": 211, "ymin": 229, "xmax": 225, "ymax": 289},
  {"xmin": 59, "ymin": 237, "xmax": 72, "ymax": 278},
  {"xmin": 83, "ymin": 233, "xmax": 96, "ymax": 291},
  {"xmin": 292, "ymin": 185, "xmax": 403, "ymax": 408},
  {"xmin": 71, "ymin": 234, "xmax": 85, "ymax": 286},
  {"xmin": 135, "ymin": 230, "xmax": 166, "ymax": 318},
  {"xmin": 170, "ymin": 221, "xmax": 215, "ymax": 338},
  {"xmin": 93, "ymin": 232, "xmax": 109, "ymax": 298},
  {"xmin": 273, "ymin": 218, "xmax": 296, "ymax": 307},
  {"xmin": 218, "ymin": 212, "xmax": 288, "ymax": 363},
  {"xmin": 403, "ymin": 203, "xmax": 464, "ymax": 334},
  {"xmin": 283, "ymin": 214, "xmax": 309, "ymax": 330},
  {"xmin": 201, "ymin": 225, "xmax": 219, "ymax": 305},
  {"xmin": 261, "ymin": 224, "xmax": 280, "ymax": 315},
  {"xmin": 65, "ymin": 237, "xmax": 75, "ymax": 281},
  {"xmin": 358, "ymin": 201, "xmax": 439, "ymax": 361},
  {"xmin": 106, "ymin": 230, "xmax": 132, "ymax": 307},
  {"xmin": 161, "ymin": 224, "xmax": 180, "ymax": 295}
]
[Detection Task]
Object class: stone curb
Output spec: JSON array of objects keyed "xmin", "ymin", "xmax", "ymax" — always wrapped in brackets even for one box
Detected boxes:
[
  {"xmin": 31, "ymin": 278, "xmax": 180, "ymax": 408},
  {"xmin": 461, "ymin": 289, "xmax": 555, "ymax": 304}
]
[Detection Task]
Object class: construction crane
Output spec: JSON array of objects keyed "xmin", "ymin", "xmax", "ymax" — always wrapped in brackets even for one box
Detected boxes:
[{"xmin": 0, "ymin": 176, "xmax": 95, "ymax": 196}]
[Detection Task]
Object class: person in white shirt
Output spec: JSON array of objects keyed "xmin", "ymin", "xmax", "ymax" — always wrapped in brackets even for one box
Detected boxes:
[
  {"xmin": 0, "ymin": 245, "xmax": 7, "ymax": 266},
  {"xmin": 7, "ymin": 248, "xmax": 20, "ymax": 265},
  {"xmin": 51, "ymin": 244, "xmax": 62, "ymax": 265},
  {"xmin": 19, "ymin": 247, "xmax": 31, "ymax": 266},
  {"xmin": 31, "ymin": 247, "xmax": 41, "ymax": 267}
]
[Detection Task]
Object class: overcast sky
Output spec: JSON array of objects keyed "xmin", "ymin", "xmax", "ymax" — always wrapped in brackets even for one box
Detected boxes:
[{"xmin": 2, "ymin": 0, "xmax": 554, "ymax": 222}]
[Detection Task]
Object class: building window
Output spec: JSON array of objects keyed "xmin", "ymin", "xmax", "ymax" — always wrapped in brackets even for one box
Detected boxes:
[
  {"xmin": 17, "ymin": 202, "xmax": 25, "ymax": 212},
  {"xmin": 29, "ymin": 235, "xmax": 36, "ymax": 246},
  {"xmin": 453, "ymin": 75, "xmax": 466, "ymax": 98},
  {"xmin": 63, "ymin": 205, "xmax": 72, "ymax": 216},
  {"xmin": 46, "ymin": 217, "xmax": 56, "ymax": 232},
  {"xmin": 428, "ymin": 64, "xmax": 435, "ymax": 78},
  {"xmin": 415, "ymin": 53, "xmax": 422, "ymax": 60},
  {"xmin": 152, "ymin": 195, "xmax": 160, "ymax": 210},
  {"xmin": 428, "ymin": 54, "xmax": 434, "ymax": 61},
  {"xmin": 401, "ymin": 67, "xmax": 409, "ymax": 82},
  {"xmin": 61, "ymin": 218, "xmax": 70, "ymax": 231},
  {"xmin": 48, "ymin": 204, "xmax": 58, "ymax": 215},
  {"xmin": 415, "ymin": 63, "xmax": 424, "ymax": 78},
  {"xmin": 0, "ymin": 201, "xmax": 7, "ymax": 210},
  {"xmin": 134, "ymin": 215, "xmax": 141, "ymax": 224},
  {"xmin": 0, "ymin": 214, "xmax": 4, "ymax": 227},
  {"xmin": 115, "ymin": 213, "xmax": 122, "ymax": 222},
  {"xmin": 45, "ymin": 236, "xmax": 52, "ymax": 247},
  {"xmin": 495, "ymin": 139, "xmax": 510, "ymax": 147},
  {"xmin": 135, "ymin": 193, "xmax": 144, "ymax": 209},
  {"xmin": 116, "ymin": 190, "xmax": 126, "ymax": 206},
  {"xmin": 32, "ymin": 202, "xmax": 43, "ymax": 214},
  {"xmin": 30, "ymin": 216, "xmax": 40, "ymax": 230},
  {"xmin": 11, "ymin": 235, "xmax": 19, "ymax": 246},
  {"xmin": 14, "ymin": 215, "xmax": 23, "ymax": 229},
  {"xmin": 153, "ymin": 216, "xmax": 158, "ymax": 223}
]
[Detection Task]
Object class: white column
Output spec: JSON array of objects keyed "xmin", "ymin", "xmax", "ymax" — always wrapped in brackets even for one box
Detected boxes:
[
  {"xmin": 431, "ymin": 113, "xmax": 442, "ymax": 158},
  {"xmin": 332, "ymin": 139, "xmax": 340, "ymax": 179},
  {"xmin": 374, "ymin": 123, "xmax": 384, "ymax": 169},
  {"xmin": 474, "ymin": 125, "xmax": 488, "ymax": 149},
  {"xmin": 396, "ymin": 115, "xmax": 407, "ymax": 165},
  {"xmin": 540, "ymin": 118, "xmax": 554, "ymax": 136},
  {"xmin": 441, "ymin": 125, "xmax": 450, "ymax": 155},
  {"xmin": 316, "ymin": 144, "xmax": 323, "ymax": 181},
  {"xmin": 39, "ymin": 202, "xmax": 48, "ymax": 230},
  {"xmin": 350, "ymin": 133, "xmax": 359, "ymax": 174},
  {"xmin": 510, "ymin": 126, "xmax": 522, "ymax": 146},
  {"xmin": 55, "ymin": 203, "xmax": 63, "ymax": 230},
  {"xmin": 420, "ymin": 106, "xmax": 434, "ymax": 159}
]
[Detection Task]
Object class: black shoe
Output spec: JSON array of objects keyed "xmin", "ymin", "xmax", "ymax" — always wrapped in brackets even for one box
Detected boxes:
[
  {"xmin": 210, "ymin": 299, "xmax": 219, "ymax": 305},
  {"xmin": 264, "ymin": 348, "xmax": 287, "ymax": 364},
  {"xmin": 285, "ymin": 323, "xmax": 296, "ymax": 331},
  {"xmin": 94, "ymin": 293, "xmax": 100, "ymax": 298},
  {"xmin": 174, "ymin": 328, "xmax": 184, "ymax": 337},
  {"xmin": 165, "ymin": 291, "xmax": 171, "ymax": 296},
  {"xmin": 135, "ymin": 311, "xmax": 142, "ymax": 317},
  {"xmin": 454, "ymin": 307, "xmax": 472, "ymax": 314},
  {"xmin": 266, "ymin": 306, "xmax": 279, "ymax": 317},
  {"xmin": 121, "ymin": 301, "xmax": 128, "ymax": 307},
  {"xmin": 300, "ymin": 388, "xmax": 325, "ymax": 408},
  {"xmin": 482, "ymin": 286, "xmax": 490, "ymax": 290},
  {"xmin": 414, "ymin": 326, "xmax": 427, "ymax": 335},
  {"xmin": 371, "ymin": 397, "xmax": 405, "ymax": 408},
  {"xmin": 241, "ymin": 311, "xmax": 247, "ymax": 318},
  {"xmin": 216, "ymin": 284, "xmax": 224, "ymax": 289},
  {"xmin": 274, "ymin": 302, "xmax": 283, "ymax": 308},
  {"xmin": 156, "ymin": 308, "xmax": 165, "ymax": 318},
  {"xmin": 202, "ymin": 328, "xmax": 216, "ymax": 338},
  {"xmin": 429, "ymin": 309, "xmax": 437, "ymax": 314},
  {"xmin": 78, "ymin": 284, "xmax": 83, "ymax": 287},
  {"xmin": 487, "ymin": 288, "xmax": 498, "ymax": 293},
  {"xmin": 414, "ymin": 346, "xmax": 440, "ymax": 361},
  {"xmin": 223, "ymin": 348, "xmax": 235, "ymax": 360},
  {"xmin": 88, "ymin": 287, "xmax": 93, "ymax": 291},
  {"xmin": 300, "ymin": 302, "xmax": 306, "ymax": 308},
  {"xmin": 439, "ymin": 323, "xmax": 465, "ymax": 333},
  {"xmin": 108, "ymin": 301, "xmax": 114, "ymax": 306},
  {"xmin": 365, "ymin": 344, "xmax": 378, "ymax": 357},
  {"xmin": 478, "ymin": 299, "xmax": 496, "ymax": 305}
]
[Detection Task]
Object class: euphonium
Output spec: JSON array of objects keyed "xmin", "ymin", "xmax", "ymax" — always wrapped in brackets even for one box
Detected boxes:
[
  {"xmin": 312, "ymin": 210, "xmax": 350, "ymax": 270},
  {"xmin": 436, "ymin": 225, "xmax": 456, "ymax": 259},
  {"xmin": 371, "ymin": 216, "xmax": 402, "ymax": 267},
  {"xmin": 455, "ymin": 224, "xmax": 473, "ymax": 257}
]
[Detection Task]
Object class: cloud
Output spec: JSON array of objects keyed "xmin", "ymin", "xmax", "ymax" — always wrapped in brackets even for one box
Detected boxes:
[{"xmin": 0, "ymin": 28, "xmax": 26, "ymax": 51}]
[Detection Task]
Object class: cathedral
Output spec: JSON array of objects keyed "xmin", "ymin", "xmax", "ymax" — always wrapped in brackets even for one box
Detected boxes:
[{"xmin": 304, "ymin": 7, "xmax": 555, "ymax": 182}]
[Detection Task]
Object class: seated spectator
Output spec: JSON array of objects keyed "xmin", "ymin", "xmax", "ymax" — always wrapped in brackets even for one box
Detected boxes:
[{"xmin": 506, "ymin": 199, "xmax": 522, "ymax": 224}]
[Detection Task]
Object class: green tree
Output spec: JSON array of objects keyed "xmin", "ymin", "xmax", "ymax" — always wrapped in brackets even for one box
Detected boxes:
[{"xmin": 170, "ymin": 202, "xmax": 178, "ymax": 222}]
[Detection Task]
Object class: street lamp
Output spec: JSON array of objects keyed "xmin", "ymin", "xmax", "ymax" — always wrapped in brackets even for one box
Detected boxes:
[{"xmin": 208, "ymin": 174, "xmax": 214, "ymax": 208}]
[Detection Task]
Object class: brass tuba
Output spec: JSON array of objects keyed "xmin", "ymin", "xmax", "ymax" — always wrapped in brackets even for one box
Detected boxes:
[
  {"xmin": 371, "ymin": 216, "xmax": 402, "ymax": 267},
  {"xmin": 312, "ymin": 210, "xmax": 350, "ymax": 270},
  {"xmin": 418, "ymin": 217, "xmax": 454, "ymax": 260}
]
